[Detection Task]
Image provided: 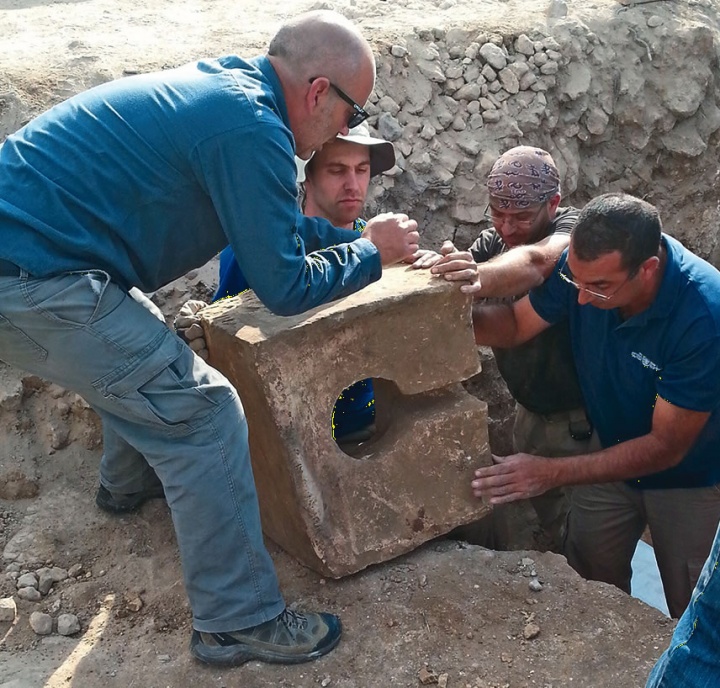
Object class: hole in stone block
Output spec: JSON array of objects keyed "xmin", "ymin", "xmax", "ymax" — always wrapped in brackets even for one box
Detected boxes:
[
  {"xmin": 332, "ymin": 376, "xmax": 377, "ymax": 451},
  {"xmin": 333, "ymin": 378, "xmax": 449, "ymax": 459}
]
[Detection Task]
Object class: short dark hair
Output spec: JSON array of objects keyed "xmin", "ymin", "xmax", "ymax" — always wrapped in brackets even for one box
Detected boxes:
[{"xmin": 572, "ymin": 193, "xmax": 662, "ymax": 274}]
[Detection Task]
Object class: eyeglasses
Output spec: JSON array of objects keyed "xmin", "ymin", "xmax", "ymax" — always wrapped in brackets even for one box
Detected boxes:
[
  {"xmin": 558, "ymin": 256, "xmax": 634, "ymax": 301},
  {"xmin": 309, "ymin": 77, "xmax": 369, "ymax": 129},
  {"xmin": 484, "ymin": 203, "xmax": 545, "ymax": 230}
]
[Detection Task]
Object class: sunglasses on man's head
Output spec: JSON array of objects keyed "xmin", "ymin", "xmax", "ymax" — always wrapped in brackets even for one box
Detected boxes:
[{"xmin": 309, "ymin": 77, "xmax": 369, "ymax": 129}]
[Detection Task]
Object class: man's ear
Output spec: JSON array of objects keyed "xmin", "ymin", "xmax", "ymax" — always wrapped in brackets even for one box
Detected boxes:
[
  {"xmin": 639, "ymin": 255, "xmax": 661, "ymax": 282},
  {"xmin": 548, "ymin": 193, "xmax": 562, "ymax": 214},
  {"xmin": 307, "ymin": 77, "xmax": 331, "ymax": 112}
]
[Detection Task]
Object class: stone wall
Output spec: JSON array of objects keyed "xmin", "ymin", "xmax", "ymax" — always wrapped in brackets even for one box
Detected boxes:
[{"xmin": 361, "ymin": 3, "xmax": 720, "ymax": 263}]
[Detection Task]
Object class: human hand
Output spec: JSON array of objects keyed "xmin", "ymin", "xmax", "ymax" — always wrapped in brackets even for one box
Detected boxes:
[
  {"xmin": 174, "ymin": 300, "xmax": 209, "ymax": 361},
  {"xmin": 362, "ymin": 213, "xmax": 419, "ymax": 266},
  {"xmin": 430, "ymin": 240, "xmax": 483, "ymax": 296},
  {"xmin": 407, "ymin": 248, "xmax": 443, "ymax": 269},
  {"xmin": 470, "ymin": 453, "xmax": 559, "ymax": 505}
]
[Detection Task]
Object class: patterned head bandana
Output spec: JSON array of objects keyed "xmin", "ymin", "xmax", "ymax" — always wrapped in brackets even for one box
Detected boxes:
[{"xmin": 486, "ymin": 146, "xmax": 560, "ymax": 209}]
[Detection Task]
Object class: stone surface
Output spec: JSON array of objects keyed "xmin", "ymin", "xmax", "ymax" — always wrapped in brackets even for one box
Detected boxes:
[{"xmin": 202, "ymin": 266, "xmax": 492, "ymax": 576}]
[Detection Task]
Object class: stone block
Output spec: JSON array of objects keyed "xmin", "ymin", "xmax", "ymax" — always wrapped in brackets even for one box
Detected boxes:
[{"xmin": 202, "ymin": 266, "xmax": 492, "ymax": 577}]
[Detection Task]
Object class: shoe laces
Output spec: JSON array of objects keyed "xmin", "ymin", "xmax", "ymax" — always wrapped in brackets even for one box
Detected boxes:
[{"xmin": 279, "ymin": 608, "xmax": 308, "ymax": 630}]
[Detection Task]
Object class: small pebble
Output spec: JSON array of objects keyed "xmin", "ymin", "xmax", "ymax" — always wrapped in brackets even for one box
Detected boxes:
[
  {"xmin": 529, "ymin": 578, "xmax": 543, "ymax": 592},
  {"xmin": 523, "ymin": 622, "xmax": 541, "ymax": 640}
]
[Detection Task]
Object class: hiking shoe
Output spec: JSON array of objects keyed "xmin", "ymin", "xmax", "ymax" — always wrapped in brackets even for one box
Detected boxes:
[
  {"xmin": 190, "ymin": 608, "xmax": 342, "ymax": 666},
  {"xmin": 95, "ymin": 484, "xmax": 165, "ymax": 514}
]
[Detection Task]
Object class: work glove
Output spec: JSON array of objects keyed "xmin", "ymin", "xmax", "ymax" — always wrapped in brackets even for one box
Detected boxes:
[{"xmin": 174, "ymin": 300, "xmax": 209, "ymax": 361}]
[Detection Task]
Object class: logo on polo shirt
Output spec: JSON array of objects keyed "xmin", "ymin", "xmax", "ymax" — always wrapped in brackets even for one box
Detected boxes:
[{"xmin": 631, "ymin": 351, "xmax": 660, "ymax": 372}]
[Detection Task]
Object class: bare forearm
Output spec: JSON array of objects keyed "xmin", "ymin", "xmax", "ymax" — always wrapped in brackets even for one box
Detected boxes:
[
  {"xmin": 472, "ymin": 303, "xmax": 522, "ymax": 347},
  {"xmin": 473, "ymin": 400, "xmax": 707, "ymax": 505},
  {"xmin": 554, "ymin": 433, "xmax": 683, "ymax": 487},
  {"xmin": 475, "ymin": 250, "xmax": 547, "ymax": 298},
  {"xmin": 473, "ymin": 235, "xmax": 568, "ymax": 299}
]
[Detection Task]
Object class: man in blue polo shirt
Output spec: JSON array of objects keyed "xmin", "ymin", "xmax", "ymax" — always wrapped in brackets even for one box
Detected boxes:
[
  {"xmin": 0, "ymin": 10, "xmax": 419, "ymax": 668},
  {"xmin": 469, "ymin": 192, "xmax": 720, "ymax": 618}
]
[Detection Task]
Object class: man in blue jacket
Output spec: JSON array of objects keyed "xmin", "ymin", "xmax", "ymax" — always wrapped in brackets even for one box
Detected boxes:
[
  {"xmin": 0, "ymin": 10, "xmax": 418, "ymax": 668},
  {"xmin": 469, "ymin": 193, "xmax": 720, "ymax": 619}
]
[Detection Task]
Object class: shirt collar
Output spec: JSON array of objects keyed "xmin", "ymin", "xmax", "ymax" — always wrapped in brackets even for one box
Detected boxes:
[
  {"xmin": 250, "ymin": 55, "xmax": 291, "ymax": 129},
  {"xmin": 621, "ymin": 234, "xmax": 681, "ymax": 327}
]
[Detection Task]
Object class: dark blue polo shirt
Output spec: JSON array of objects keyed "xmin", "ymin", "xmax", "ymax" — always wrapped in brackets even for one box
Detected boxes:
[{"xmin": 529, "ymin": 234, "xmax": 720, "ymax": 489}]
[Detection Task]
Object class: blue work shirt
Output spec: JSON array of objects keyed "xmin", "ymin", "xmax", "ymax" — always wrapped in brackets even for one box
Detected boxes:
[
  {"xmin": 529, "ymin": 234, "xmax": 720, "ymax": 489},
  {"xmin": 214, "ymin": 219, "xmax": 375, "ymax": 439},
  {"xmin": 0, "ymin": 55, "xmax": 380, "ymax": 315}
]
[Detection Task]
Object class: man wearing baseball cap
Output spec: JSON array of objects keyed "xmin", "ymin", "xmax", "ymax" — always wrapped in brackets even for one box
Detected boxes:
[
  {"xmin": 177, "ymin": 123, "xmax": 397, "ymax": 442},
  {"xmin": 432, "ymin": 146, "xmax": 592, "ymax": 550}
]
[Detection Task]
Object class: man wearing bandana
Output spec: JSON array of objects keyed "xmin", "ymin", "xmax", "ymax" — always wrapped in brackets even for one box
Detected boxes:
[{"xmin": 433, "ymin": 146, "xmax": 592, "ymax": 551}]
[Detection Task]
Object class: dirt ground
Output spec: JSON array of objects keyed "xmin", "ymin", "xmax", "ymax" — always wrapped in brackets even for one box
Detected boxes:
[{"xmin": 0, "ymin": 0, "xmax": 689, "ymax": 686}]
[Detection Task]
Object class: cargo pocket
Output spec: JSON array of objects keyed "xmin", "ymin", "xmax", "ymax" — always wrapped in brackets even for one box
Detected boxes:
[
  {"xmin": 0, "ymin": 313, "xmax": 48, "ymax": 365},
  {"xmin": 93, "ymin": 328, "xmax": 233, "ymax": 437}
]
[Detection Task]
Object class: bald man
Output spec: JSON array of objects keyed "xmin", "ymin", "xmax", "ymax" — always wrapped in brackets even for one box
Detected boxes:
[{"xmin": 0, "ymin": 10, "xmax": 418, "ymax": 667}]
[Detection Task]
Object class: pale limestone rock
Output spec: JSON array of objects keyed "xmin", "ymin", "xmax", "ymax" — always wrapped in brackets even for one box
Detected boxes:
[
  {"xmin": 0, "ymin": 597, "xmax": 16, "ymax": 622},
  {"xmin": 453, "ymin": 82, "xmax": 481, "ymax": 101},
  {"xmin": 445, "ymin": 64, "xmax": 463, "ymax": 80},
  {"xmin": 481, "ymin": 64, "xmax": 497, "ymax": 82},
  {"xmin": 420, "ymin": 124, "xmax": 436, "ymax": 140},
  {"xmin": 585, "ymin": 107, "xmax": 610, "ymax": 136},
  {"xmin": 519, "ymin": 71, "xmax": 537, "ymax": 90},
  {"xmin": 469, "ymin": 113, "xmax": 485, "ymax": 130},
  {"xmin": 463, "ymin": 63, "xmax": 480, "ymax": 82},
  {"xmin": 464, "ymin": 42, "xmax": 480, "ymax": 60},
  {"xmin": 514, "ymin": 34, "xmax": 535, "ymax": 56},
  {"xmin": 377, "ymin": 95, "xmax": 400, "ymax": 117},
  {"xmin": 479, "ymin": 43, "xmax": 507, "ymax": 70},
  {"xmin": 543, "ymin": 36, "xmax": 562, "ymax": 51},
  {"xmin": 498, "ymin": 68, "xmax": 519, "ymax": 94}
]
